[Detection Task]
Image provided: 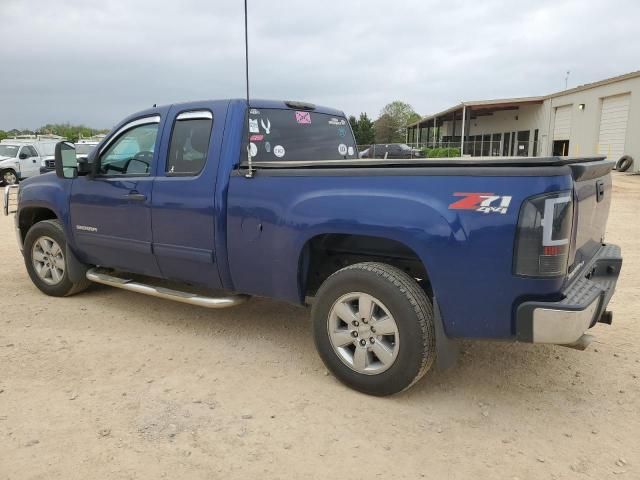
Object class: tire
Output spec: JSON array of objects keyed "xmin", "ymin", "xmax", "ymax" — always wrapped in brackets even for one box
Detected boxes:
[
  {"xmin": 312, "ymin": 262, "xmax": 436, "ymax": 396},
  {"xmin": 2, "ymin": 169, "xmax": 18, "ymax": 186},
  {"xmin": 616, "ymin": 155, "xmax": 633, "ymax": 173},
  {"xmin": 23, "ymin": 219, "xmax": 91, "ymax": 297}
]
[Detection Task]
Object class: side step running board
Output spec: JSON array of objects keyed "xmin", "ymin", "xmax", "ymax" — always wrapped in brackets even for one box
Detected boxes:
[{"xmin": 86, "ymin": 268, "xmax": 249, "ymax": 309}]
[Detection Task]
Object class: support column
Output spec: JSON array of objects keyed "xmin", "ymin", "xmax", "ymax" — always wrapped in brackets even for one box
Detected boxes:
[
  {"xmin": 433, "ymin": 117, "xmax": 437, "ymax": 146},
  {"xmin": 452, "ymin": 114, "xmax": 457, "ymax": 149},
  {"xmin": 460, "ymin": 104, "xmax": 466, "ymax": 156}
]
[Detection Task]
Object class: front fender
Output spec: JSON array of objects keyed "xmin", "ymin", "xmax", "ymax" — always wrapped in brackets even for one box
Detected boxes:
[{"xmin": 17, "ymin": 175, "xmax": 73, "ymax": 245}]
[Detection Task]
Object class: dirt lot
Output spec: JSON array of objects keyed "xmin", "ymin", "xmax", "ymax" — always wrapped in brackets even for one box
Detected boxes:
[{"xmin": 1, "ymin": 173, "xmax": 639, "ymax": 480}]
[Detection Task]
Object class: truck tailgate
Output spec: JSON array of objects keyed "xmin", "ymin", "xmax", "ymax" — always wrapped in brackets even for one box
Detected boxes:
[{"xmin": 568, "ymin": 160, "xmax": 614, "ymax": 277}]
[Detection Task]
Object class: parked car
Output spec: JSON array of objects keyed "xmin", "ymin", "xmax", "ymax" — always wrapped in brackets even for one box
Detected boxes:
[
  {"xmin": 0, "ymin": 138, "xmax": 60, "ymax": 185},
  {"xmin": 40, "ymin": 140, "xmax": 100, "ymax": 174},
  {"xmin": 75, "ymin": 140, "xmax": 99, "ymax": 159},
  {"xmin": 3, "ymin": 99, "xmax": 621, "ymax": 396},
  {"xmin": 359, "ymin": 143, "xmax": 423, "ymax": 159}
]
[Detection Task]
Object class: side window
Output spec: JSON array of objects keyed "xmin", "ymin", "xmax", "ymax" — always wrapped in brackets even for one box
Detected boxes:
[
  {"xmin": 20, "ymin": 146, "xmax": 36, "ymax": 158},
  {"xmin": 99, "ymin": 122, "xmax": 159, "ymax": 176},
  {"xmin": 25, "ymin": 146, "xmax": 39, "ymax": 157},
  {"xmin": 166, "ymin": 111, "xmax": 213, "ymax": 175}
]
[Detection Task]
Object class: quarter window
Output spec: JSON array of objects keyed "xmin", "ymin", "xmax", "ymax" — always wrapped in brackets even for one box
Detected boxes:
[
  {"xmin": 99, "ymin": 122, "xmax": 159, "ymax": 176},
  {"xmin": 166, "ymin": 112, "xmax": 213, "ymax": 175}
]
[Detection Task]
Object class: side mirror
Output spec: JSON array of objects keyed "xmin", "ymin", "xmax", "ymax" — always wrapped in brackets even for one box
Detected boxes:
[
  {"xmin": 54, "ymin": 141, "xmax": 78, "ymax": 179},
  {"xmin": 77, "ymin": 157, "xmax": 92, "ymax": 175},
  {"xmin": 19, "ymin": 153, "xmax": 28, "ymax": 160}
]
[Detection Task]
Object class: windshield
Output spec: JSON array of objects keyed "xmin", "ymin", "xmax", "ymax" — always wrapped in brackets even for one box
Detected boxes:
[
  {"xmin": 0, "ymin": 145, "xmax": 19, "ymax": 158},
  {"xmin": 399, "ymin": 144, "xmax": 412, "ymax": 151},
  {"xmin": 75, "ymin": 143, "xmax": 96, "ymax": 155},
  {"xmin": 39, "ymin": 143, "xmax": 57, "ymax": 156},
  {"xmin": 245, "ymin": 108, "xmax": 357, "ymax": 162}
]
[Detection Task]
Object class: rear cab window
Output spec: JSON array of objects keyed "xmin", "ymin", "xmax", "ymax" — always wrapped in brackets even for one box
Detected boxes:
[
  {"xmin": 166, "ymin": 111, "xmax": 213, "ymax": 176},
  {"xmin": 245, "ymin": 108, "xmax": 358, "ymax": 162}
]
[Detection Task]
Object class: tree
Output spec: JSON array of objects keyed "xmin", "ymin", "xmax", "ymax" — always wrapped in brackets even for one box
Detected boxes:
[
  {"xmin": 356, "ymin": 113, "xmax": 375, "ymax": 146},
  {"xmin": 348, "ymin": 115, "xmax": 359, "ymax": 144},
  {"xmin": 377, "ymin": 101, "xmax": 421, "ymax": 143},
  {"xmin": 36, "ymin": 123, "xmax": 110, "ymax": 143},
  {"xmin": 374, "ymin": 113, "xmax": 395, "ymax": 143},
  {"xmin": 349, "ymin": 113, "xmax": 375, "ymax": 146},
  {"xmin": 0, "ymin": 130, "xmax": 7, "ymax": 141}
]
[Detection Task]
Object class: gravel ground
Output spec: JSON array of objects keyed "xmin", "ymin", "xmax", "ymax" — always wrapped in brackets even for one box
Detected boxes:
[{"xmin": 1, "ymin": 173, "xmax": 639, "ymax": 479}]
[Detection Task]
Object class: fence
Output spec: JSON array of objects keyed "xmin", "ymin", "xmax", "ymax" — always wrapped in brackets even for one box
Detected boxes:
[{"xmin": 357, "ymin": 140, "xmax": 541, "ymax": 159}]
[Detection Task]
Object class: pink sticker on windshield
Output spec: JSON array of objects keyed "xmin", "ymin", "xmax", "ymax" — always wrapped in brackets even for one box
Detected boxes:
[{"xmin": 295, "ymin": 111, "xmax": 312, "ymax": 124}]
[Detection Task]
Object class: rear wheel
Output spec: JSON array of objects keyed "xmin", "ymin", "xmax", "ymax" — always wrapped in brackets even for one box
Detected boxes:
[
  {"xmin": 2, "ymin": 169, "xmax": 18, "ymax": 185},
  {"xmin": 312, "ymin": 262, "xmax": 436, "ymax": 396},
  {"xmin": 23, "ymin": 219, "xmax": 91, "ymax": 297}
]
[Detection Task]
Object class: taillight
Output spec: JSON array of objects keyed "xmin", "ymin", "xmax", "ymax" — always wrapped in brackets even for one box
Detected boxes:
[{"xmin": 514, "ymin": 191, "xmax": 573, "ymax": 277}]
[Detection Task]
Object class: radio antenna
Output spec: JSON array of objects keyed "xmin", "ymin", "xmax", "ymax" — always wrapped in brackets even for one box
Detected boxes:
[{"xmin": 244, "ymin": 0, "xmax": 254, "ymax": 178}]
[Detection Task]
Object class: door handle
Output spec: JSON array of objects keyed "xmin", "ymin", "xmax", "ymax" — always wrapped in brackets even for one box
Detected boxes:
[{"xmin": 125, "ymin": 192, "xmax": 146, "ymax": 201}]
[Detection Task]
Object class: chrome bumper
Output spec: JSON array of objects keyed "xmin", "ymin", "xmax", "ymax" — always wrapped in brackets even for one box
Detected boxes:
[
  {"xmin": 516, "ymin": 244, "xmax": 622, "ymax": 345},
  {"xmin": 3, "ymin": 185, "xmax": 19, "ymax": 216},
  {"xmin": 3, "ymin": 185, "xmax": 22, "ymax": 250},
  {"xmin": 14, "ymin": 214, "xmax": 23, "ymax": 251}
]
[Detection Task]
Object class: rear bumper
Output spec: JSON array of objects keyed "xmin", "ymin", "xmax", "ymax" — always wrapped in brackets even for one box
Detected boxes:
[{"xmin": 516, "ymin": 244, "xmax": 622, "ymax": 345}]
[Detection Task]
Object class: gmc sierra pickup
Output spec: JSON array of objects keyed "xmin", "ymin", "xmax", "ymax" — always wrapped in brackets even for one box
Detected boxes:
[{"xmin": 3, "ymin": 99, "xmax": 622, "ymax": 395}]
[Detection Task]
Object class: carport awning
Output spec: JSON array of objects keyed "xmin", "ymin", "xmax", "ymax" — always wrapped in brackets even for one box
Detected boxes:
[{"xmin": 408, "ymin": 96, "xmax": 545, "ymax": 128}]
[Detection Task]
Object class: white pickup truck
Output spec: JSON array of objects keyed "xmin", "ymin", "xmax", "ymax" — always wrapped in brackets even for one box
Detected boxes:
[{"xmin": 0, "ymin": 137, "xmax": 61, "ymax": 185}]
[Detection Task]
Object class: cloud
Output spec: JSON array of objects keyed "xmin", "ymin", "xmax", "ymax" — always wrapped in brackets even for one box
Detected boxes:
[{"xmin": 1, "ymin": 0, "xmax": 638, "ymax": 129}]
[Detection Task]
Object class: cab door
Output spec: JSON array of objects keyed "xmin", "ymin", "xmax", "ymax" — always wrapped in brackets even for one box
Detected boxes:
[
  {"xmin": 69, "ymin": 115, "xmax": 163, "ymax": 277},
  {"xmin": 151, "ymin": 104, "xmax": 223, "ymax": 289},
  {"xmin": 18, "ymin": 145, "xmax": 40, "ymax": 178}
]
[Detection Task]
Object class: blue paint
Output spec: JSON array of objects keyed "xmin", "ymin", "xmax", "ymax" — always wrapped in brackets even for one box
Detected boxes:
[{"xmin": 16, "ymin": 98, "xmax": 584, "ymax": 340}]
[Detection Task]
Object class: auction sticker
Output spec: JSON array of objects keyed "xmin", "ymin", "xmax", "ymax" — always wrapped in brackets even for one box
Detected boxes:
[
  {"xmin": 273, "ymin": 145, "xmax": 286, "ymax": 158},
  {"xmin": 249, "ymin": 143, "xmax": 258, "ymax": 157},
  {"xmin": 338, "ymin": 144, "xmax": 348, "ymax": 156}
]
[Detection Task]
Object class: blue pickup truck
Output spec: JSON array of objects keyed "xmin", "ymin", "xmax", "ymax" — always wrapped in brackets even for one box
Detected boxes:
[{"xmin": 3, "ymin": 99, "xmax": 622, "ymax": 395}]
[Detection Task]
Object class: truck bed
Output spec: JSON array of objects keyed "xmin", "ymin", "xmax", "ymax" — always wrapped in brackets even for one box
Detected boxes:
[{"xmin": 247, "ymin": 155, "xmax": 607, "ymax": 169}]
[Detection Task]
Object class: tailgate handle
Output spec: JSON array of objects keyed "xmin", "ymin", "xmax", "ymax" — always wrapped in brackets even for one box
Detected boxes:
[{"xmin": 596, "ymin": 180, "xmax": 605, "ymax": 203}]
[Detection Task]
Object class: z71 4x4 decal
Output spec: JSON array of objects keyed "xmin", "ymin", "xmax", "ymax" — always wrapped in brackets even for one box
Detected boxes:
[{"xmin": 449, "ymin": 192, "xmax": 513, "ymax": 215}]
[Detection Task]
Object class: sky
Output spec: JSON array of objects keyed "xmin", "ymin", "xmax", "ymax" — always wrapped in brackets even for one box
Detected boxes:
[{"xmin": 1, "ymin": 0, "xmax": 639, "ymax": 130}]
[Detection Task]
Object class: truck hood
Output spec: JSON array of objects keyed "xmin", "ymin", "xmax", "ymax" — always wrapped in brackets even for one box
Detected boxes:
[{"xmin": 0, "ymin": 156, "xmax": 18, "ymax": 166}]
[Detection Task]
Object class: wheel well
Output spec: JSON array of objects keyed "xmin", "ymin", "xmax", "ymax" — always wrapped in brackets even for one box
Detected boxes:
[
  {"xmin": 301, "ymin": 234, "xmax": 431, "ymax": 298},
  {"xmin": 18, "ymin": 207, "xmax": 58, "ymax": 242}
]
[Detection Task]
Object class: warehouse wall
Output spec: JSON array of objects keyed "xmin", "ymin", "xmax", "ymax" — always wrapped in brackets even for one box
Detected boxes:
[
  {"xmin": 411, "ymin": 73, "xmax": 639, "ymax": 169},
  {"xmin": 467, "ymin": 104, "xmax": 543, "ymax": 137},
  {"xmin": 542, "ymin": 75, "xmax": 639, "ymax": 171}
]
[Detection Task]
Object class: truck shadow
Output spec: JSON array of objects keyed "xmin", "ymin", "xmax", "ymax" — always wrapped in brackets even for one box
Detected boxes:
[{"xmin": 81, "ymin": 284, "xmax": 603, "ymax": 404}]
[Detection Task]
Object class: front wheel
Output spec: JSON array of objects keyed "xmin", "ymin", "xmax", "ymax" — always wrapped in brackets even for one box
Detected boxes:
[
  {"xmin": 23, "ymin": 219, "xmax": 91, "ymax": 297},
  {"xmin": 312, "ymin": 262, "xmax": 436, "ymax": 396},
  {"xmin": 2, "ymin": 169, "xmax": 18, "ymax": 185}
]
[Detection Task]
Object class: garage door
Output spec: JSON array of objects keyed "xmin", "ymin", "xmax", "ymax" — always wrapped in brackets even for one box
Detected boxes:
[
  {"xmin": 553, "ymin": 105, "xmax": 572, "ymax": 140},
  {"xmin": 598, "ymin": 94, "xmax": 631, "ymax": 161}
]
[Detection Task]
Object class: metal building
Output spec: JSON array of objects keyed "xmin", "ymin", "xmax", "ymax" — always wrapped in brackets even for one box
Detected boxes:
[{"xmin": 406, "ymin": 70, "xmax": 640, "ymax": 172}]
